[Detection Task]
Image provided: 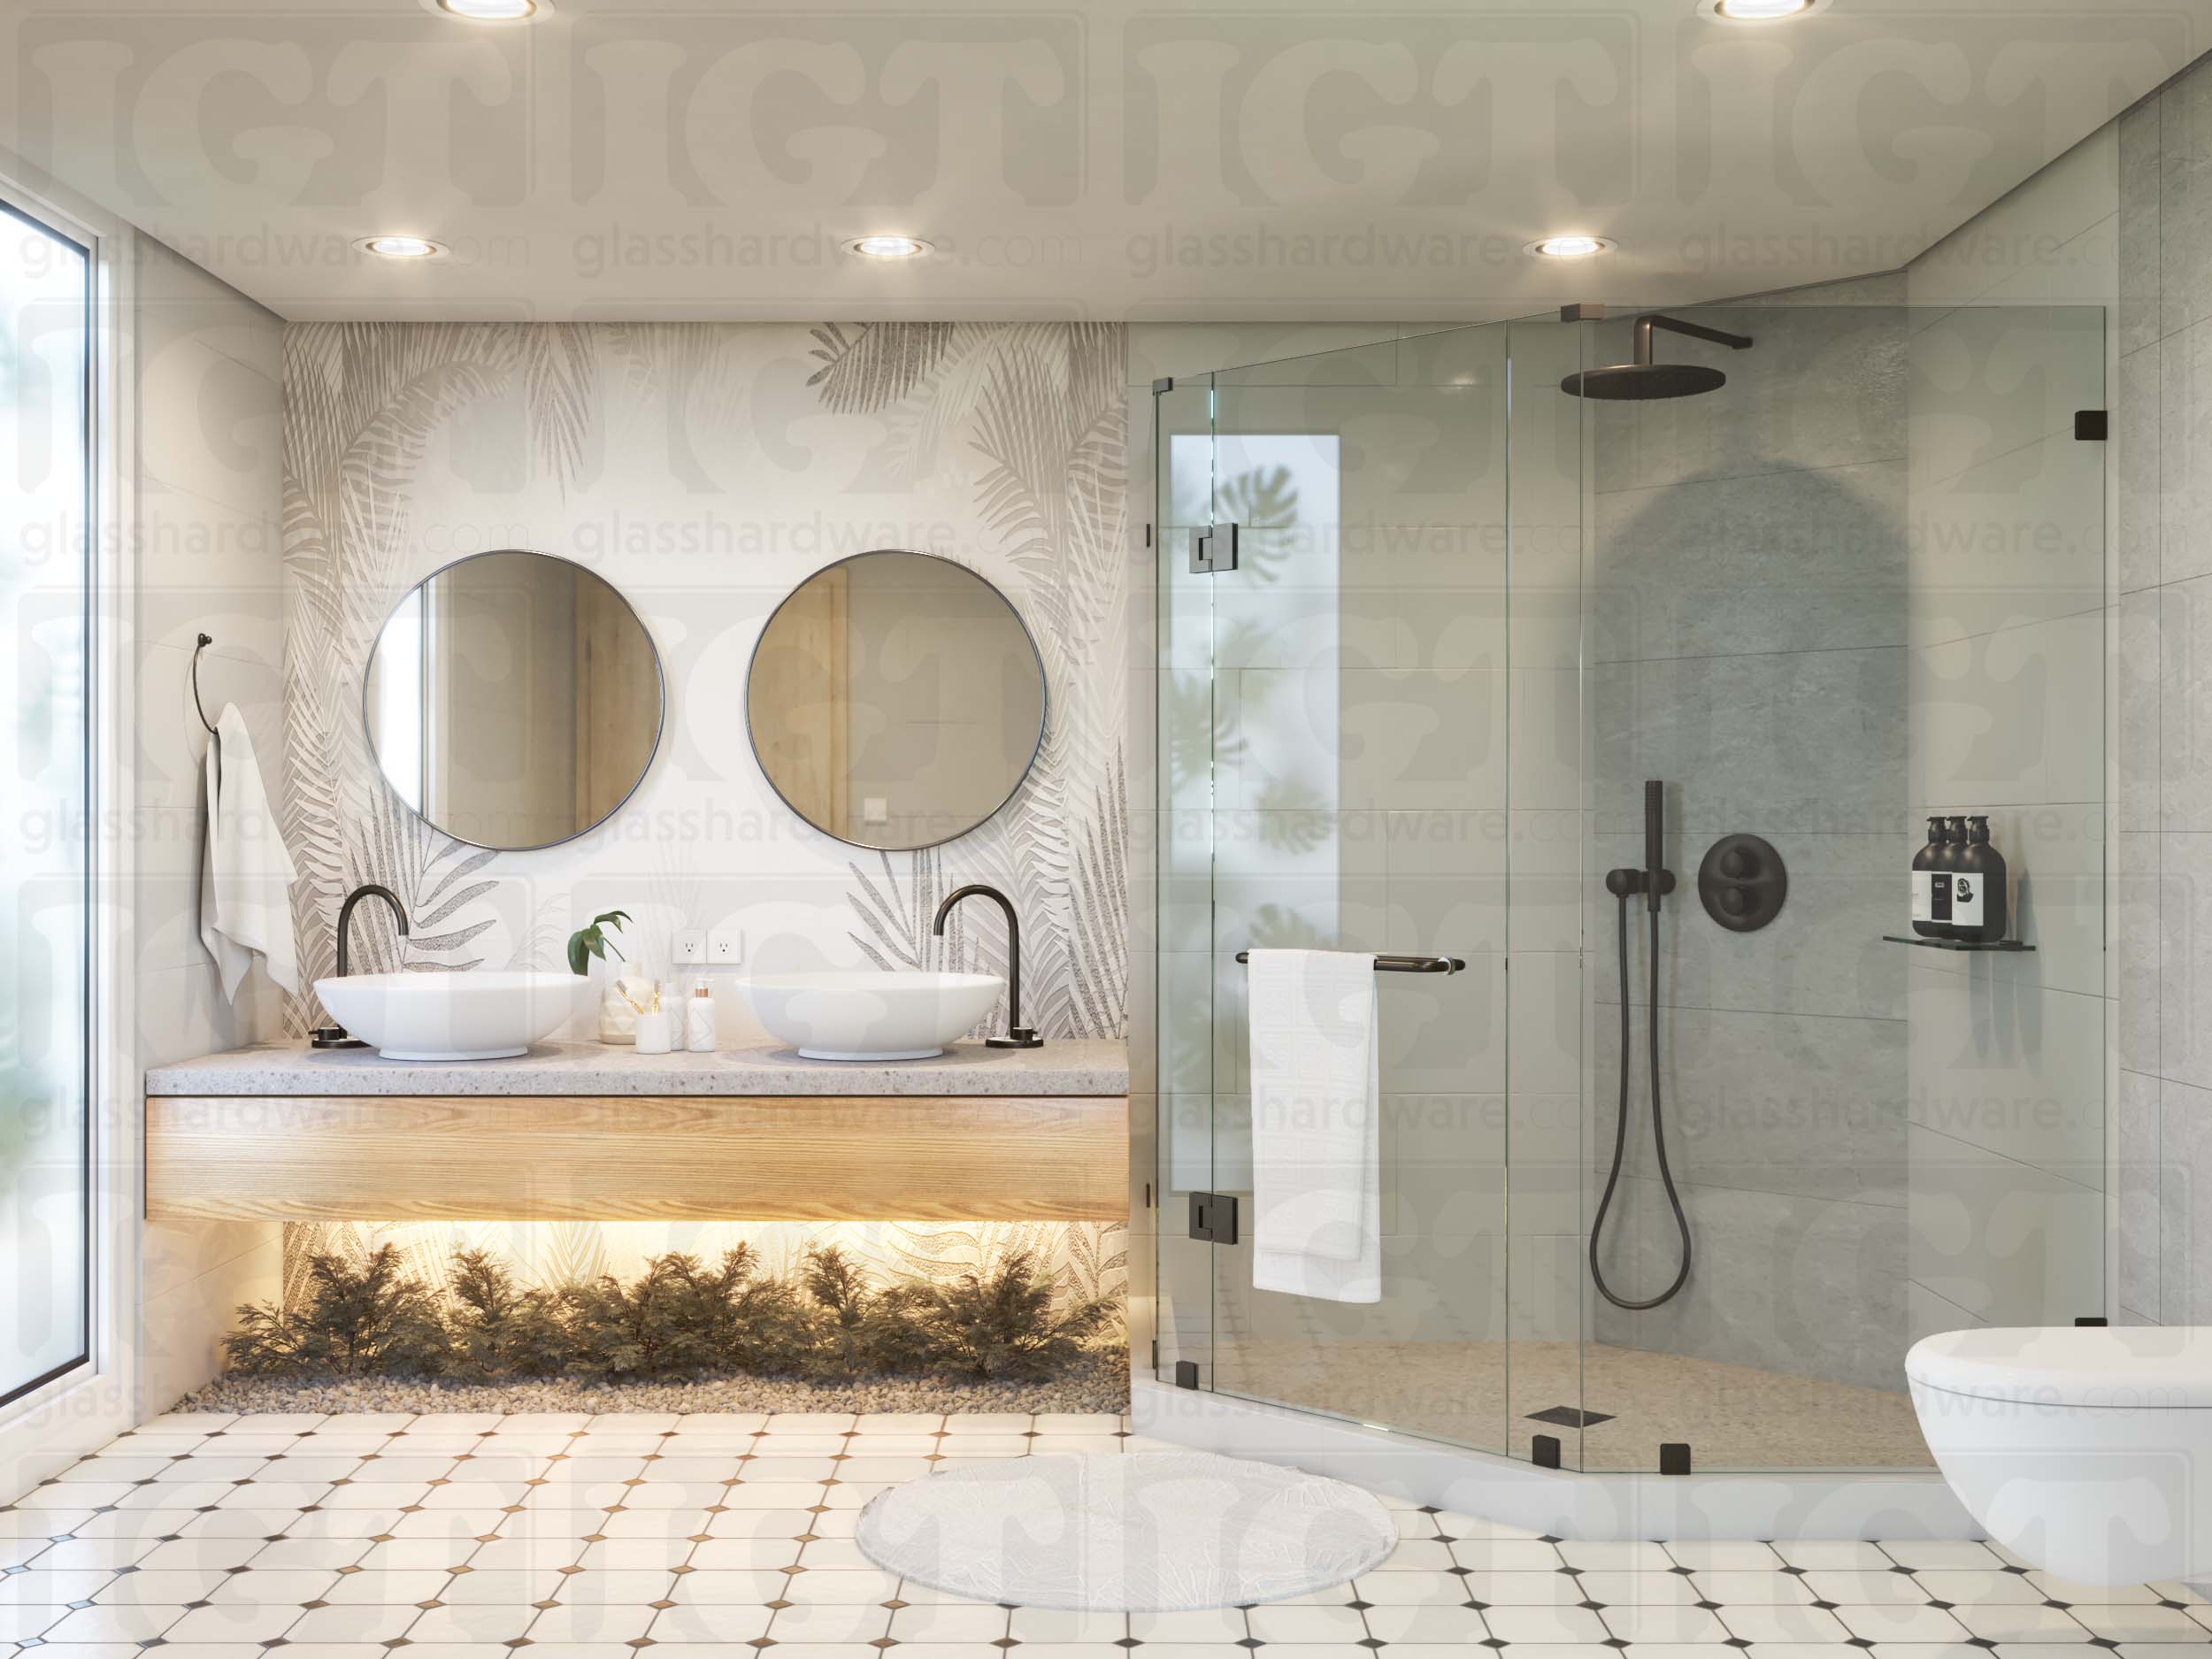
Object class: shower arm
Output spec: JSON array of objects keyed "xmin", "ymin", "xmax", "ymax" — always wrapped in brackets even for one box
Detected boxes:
[{"xmin": 1633, "ymin": 313, "xmax": 1755, "ymax": 365}]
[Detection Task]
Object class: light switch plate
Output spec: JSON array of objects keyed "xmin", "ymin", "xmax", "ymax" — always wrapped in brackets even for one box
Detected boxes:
[{"xmin": 672, "ymin": 929, "xmax": 706, "ymax": 964}]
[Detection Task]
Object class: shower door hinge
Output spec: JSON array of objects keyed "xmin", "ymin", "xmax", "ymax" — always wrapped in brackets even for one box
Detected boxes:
[
  {"xmin": 1189, "ymin": 1191, "xmax": 1239, "ymax": 1243},
  {"xmin": 1191, "ymin": 522, "xmax": 1239, "ymax": 574},
  {"xmin": 2075, "ymin": 410, "xmax": 2108, "ymax": 441},
  {"xmin": 1150, "ymin": 1339, "xmax": 1159, "ymax": 1371},
  {"xmin": 1144, "ymin": 522, "xmax": 1153, "ymax": 549},
  {"xmin": 1153, "ymin": 376, "xmax": 1175, "ymax": 395}
]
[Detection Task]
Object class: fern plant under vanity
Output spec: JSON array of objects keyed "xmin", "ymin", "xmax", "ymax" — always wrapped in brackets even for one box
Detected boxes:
[{"xmin": 220, "ymin": 1243, "xmax": 1118, "ymax": 1390}]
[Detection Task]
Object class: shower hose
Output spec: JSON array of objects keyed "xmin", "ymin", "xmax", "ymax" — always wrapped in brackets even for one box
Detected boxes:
[{"xmin": 1587, "ymin": 892, "xmax": 1693, "ymax": 1310}]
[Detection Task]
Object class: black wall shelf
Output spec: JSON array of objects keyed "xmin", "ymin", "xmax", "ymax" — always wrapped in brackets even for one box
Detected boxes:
[{"xmin": 1882, "ymin": 934, "xmax": 2033, "ymax": 953}]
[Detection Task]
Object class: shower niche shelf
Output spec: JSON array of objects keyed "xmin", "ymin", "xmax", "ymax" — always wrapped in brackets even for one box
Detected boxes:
[{"xmin": 1881, "ymin": 934, "xmax": 2033, "ymax": 953}]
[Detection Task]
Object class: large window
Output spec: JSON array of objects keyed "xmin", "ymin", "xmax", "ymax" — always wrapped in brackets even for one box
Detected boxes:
[{"xmin": 0, "ymin": 199, "xmax": 91, "ymax": 1406}]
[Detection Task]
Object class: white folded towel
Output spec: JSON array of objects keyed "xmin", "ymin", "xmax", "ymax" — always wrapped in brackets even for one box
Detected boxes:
[
  {"xmin": 199, "ymin": 704, "xmax": 300, "ymax": 998},
  {"xmin": 1248, "ymin": 949, "xmax": 1381, "ymax": 1303}
]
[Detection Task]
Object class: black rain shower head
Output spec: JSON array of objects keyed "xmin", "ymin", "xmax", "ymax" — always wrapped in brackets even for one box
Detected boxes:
[{"xmin": 1562, "ymin": 311, "xmax": 1755, "ymax": 401}]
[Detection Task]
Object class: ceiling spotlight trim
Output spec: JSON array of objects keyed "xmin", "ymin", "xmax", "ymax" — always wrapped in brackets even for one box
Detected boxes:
[
  {"xmin": 1699, "ymin": 0, "xmax": 1827, "ymax": 22},
  {"xmin": 421, "ymin": 0, "xmax": 551, "ymax": 20},
  {"xmin": 843, "ymin": 235, "xmax": 934, "ymax": 260},
  {"xmin": 356, "ymin": 235, "xmax": 452, "ymax": 261},
  {"xmin": 1526, "ymin": 235, "xmax": 1617, "ymax": 260}
]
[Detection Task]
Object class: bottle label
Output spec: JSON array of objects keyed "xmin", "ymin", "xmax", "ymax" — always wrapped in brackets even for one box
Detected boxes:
[
  {"xmin": 1953, "ymin": 874, "xmax": 1982, "ymax": 932},
  {"xmin": 1912, "ymin": 872, "xmax": 1933, "ymax": 922},
  {"xmin": 1931, "ymin": 872, "xmax": 1952, "ymax": 923}
]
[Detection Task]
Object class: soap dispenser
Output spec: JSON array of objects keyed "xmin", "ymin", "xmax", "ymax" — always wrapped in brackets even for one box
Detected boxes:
[
  {"xmin": 686, "ymin": 976, "xmax": 717, "ymax": 1054},
  {"xmin": 1955, "ymin": 816, "xmax": 2008, "ymax": 944},
  {"xmin": 1911, "ymin": 816, "xmax": 1946, "ymax": 938}
]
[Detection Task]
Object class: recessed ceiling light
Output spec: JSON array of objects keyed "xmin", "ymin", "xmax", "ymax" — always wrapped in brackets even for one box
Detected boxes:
[
  {"xmin": 427, "ymin": 0, "xmax": 548, "ymax": 19},
  {"xmin": 1527, "ymin": 235, "xmax": 1615, "ymax": 259},
  {"xmin": 1702, "ymin": 0, "xmax": 1825, "ymax": 21},
  {"xmin": 844, "ymin": 235, "xmax": 933, "ymax": 260},
  {"xmin": 357, "ymin": 235, "xmax": 447, "ymax": 260}
]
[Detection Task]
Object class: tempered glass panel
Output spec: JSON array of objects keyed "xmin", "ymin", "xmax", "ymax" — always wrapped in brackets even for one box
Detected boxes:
[
  {"xmin": 0, "ymin": 202, "xmax": 91, "ymax": 1405},
  {"xmin": 1202, "ymin": 328, "xmax": 1515, "ymax": 1456}
]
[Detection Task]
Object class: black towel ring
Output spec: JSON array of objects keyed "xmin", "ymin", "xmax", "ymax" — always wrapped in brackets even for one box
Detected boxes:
[{"xmin": 189, "ymin": 632, "xmax": 218, "ymax": 735}]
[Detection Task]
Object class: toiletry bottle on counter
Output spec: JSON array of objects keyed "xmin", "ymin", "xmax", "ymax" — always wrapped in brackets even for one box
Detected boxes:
[
  {"xmin": 1911, "ymin": 816, "xmax": 1946, "ymax": 938},
  {"xmin": 635, "ymin": 982, "xmax": 673, "ymax": 1055},
  {"xmin": 1955, "ymin": 816, "xmax": 2008, "ymax": 943},
  {"xmin": 687, "ymin": 977, "xmax": 717, "ymax": 1053}
]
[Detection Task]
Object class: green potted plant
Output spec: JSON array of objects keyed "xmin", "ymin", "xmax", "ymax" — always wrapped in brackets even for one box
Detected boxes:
[{"xmin": 568, "ymin": 910, "xmax": 649, "ymax": 1044}]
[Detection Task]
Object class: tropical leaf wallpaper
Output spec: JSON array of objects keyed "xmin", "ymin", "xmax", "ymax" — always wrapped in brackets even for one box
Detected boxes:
[{"xmin": 278, "ymin": 321, "xmax": 1130, "ymax": 1317}]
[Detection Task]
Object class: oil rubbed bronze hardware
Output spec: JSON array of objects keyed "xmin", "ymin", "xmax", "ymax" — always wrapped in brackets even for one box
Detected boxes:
[
  {"xmin": 312, "ymin": 884, "xmax": 412, "ymax": 1050},
  {"xmin": 931, "ymin": 883, "xmax": 1043, "ymax": 1048},
  {"xmin": 1232, "ymin": 951, "xmax": 1464, "ymax": 974}
]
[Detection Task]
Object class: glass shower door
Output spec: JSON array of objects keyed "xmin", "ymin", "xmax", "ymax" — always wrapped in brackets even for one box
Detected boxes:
[{"xmin": 1156, "ymin": 325, "xmax": 1527, "ymax": 1458}]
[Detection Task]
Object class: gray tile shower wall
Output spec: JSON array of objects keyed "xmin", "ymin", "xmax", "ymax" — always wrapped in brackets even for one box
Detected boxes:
[{"xmin": 1584, "ymin": 284, "xmax": 1915, "ymax": 1386}]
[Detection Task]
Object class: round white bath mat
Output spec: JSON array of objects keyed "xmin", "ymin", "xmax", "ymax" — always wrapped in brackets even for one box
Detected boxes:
[{"xmin": 854, "ymin": 1450, "xmax": 1397, "ymax": 1612}]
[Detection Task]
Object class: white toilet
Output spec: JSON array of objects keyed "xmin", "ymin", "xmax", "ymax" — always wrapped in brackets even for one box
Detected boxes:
[{"xmin": 1908, "ymin": 1325, "xmax": 2212, "ymax": 1584}]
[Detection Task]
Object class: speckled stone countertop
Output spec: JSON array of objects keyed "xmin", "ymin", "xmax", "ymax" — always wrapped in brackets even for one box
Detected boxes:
[{"xmin": 146, "ymin": 1039, "xmax": 1129, "ymax": 1097}]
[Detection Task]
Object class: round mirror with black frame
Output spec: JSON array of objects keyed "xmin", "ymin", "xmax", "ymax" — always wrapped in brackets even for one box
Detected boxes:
[
  {"xmin": 746, "ymin": 549, "xmax": 1047, "ymax": 851},
  {"xmin": 363, "ymin": 549, "xmax": 664, "ymax": 852}
]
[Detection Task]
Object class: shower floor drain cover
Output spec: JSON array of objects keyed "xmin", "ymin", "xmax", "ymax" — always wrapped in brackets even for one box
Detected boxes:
[
  {"xmin": 1525, "ymin": 1405, "xmax": 1615, "ymax": 1428},
  {"xmin": 856, "ymin": 1450, "xmax": 1397, "ymax": 1612}
]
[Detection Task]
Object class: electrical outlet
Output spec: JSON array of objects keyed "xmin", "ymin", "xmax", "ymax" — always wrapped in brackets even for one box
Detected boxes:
[
  {"xmin": 672, "ymin": 929, "xmax": 706, "ymax": 964},
  {"xmin": 708, "ymin": 929, "xmax": 743, "ymax": 966}
]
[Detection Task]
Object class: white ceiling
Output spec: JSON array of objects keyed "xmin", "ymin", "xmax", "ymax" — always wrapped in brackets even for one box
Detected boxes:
[{"xmin": 1, "ymin": 0, "xmax": 2201, "ymax": 321}]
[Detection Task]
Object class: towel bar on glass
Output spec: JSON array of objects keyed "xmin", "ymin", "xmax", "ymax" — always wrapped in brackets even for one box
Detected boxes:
[{"xmin": 1233, "ymin": 951, "xmax": 1465, "ymax": 974}]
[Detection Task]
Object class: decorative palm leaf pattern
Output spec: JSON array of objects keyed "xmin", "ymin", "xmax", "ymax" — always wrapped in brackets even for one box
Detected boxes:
[{"xmin": 275, "ymin": 320, "xmax": 1130, "ymax": 1335}]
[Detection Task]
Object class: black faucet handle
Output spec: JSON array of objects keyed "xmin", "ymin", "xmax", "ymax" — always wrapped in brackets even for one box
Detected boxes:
[{"xmin": 987, "ymin": 1025, "xmax": 1043, "ymax": 1051}]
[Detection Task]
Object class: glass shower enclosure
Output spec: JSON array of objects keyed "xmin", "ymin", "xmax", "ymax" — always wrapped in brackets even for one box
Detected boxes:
[{"xmin": 1148, "ymin": 298, "xmax": 2109, "ymax": 1475}]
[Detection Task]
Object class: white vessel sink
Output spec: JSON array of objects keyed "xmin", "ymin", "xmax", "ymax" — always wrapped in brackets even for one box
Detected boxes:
[
  {"xmin": 735, "ymin": 971, "xmax": 1003, "ymax": 1061},
  {"xmin": 315, "ymin": 971, "xmax": 575, "ymax": 1061}
]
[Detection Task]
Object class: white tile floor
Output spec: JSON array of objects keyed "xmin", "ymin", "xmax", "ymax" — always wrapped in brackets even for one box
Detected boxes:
[{"xmin": 2, "ymin": 1410, "xmax": 2208, "ymax": 1658}]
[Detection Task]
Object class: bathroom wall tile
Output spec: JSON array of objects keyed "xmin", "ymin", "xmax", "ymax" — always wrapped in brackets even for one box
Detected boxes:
[
  {"xmin": 1594, "ymin": 1003, "xmax": 1908, "ymax": 1207},
  {"xmin": 1210, "ymin": 382, "xmax": 1503, "ymax": 530},
  {"xmin": 1907, "ymin": 430, "xmax": 2105, "ymax": 649},
  {"xmin": 2160, "ymin": 315, "xmax": 2212, "ymax": 585},
  {"xmin": 2118, "ymin": 344, "xmax": 2162, "ymax": 594},
  {"xmin": 134, "ymin": 806, "xmax": 210, "ymax": 976},
  {"xmin": 2161, "ymin": 832, "xmax": 2212, "ymax": 1092},
  {"xmin": 1592, "ymin": 299, "xmax": 1905, "ymax": 494},
  {"xmin": 138, "ymin": 334, "xmax": 283, "ymax": 525},
  {"xmin": 2161, "ymin": 1075, "xmax": 2212, "ymax": 1325},
  {"xmin": 141, "ymin": 1218, "xmax": 280, "ymax": 1307},
  {"xmin": 1508, "ymin": 667, "xmax": 1581, "ymax": 810},
  {"xmin": 2119, "ymin": 1068, "xmax": 2162, "ymax": 1321},
  {"xmin": 2161, "ymin": 573, "xmax": 2212, "ymax": 828},
  {"xmin": 1505, "ymin": 950, "xmax": 1580, "ymax": 1098},
  {"xmin": 1910, "ymin": 122, "xmax": 2117, "ymax": 316},
  {"xmin": 1379, "ymin": 809, "xmax": 1508, "ymax": 956},
  {"xmin": 138, "ymin": 236, "xmax": 283, "ymax": 381},
  {"xmin": 2122, "ymin": 586, "xmax": 2162, "ymax": 828},
  {"xmin": 2163, "ymin": 58, "xmax": 2212, "ymax": 341},
  {"xmin": 1904, "ymin": 966, "xmax": 2107, "ymax": 1184},
  {"xmin": 1507, "ymin": 1094, "xmax": 1584, "ymax": 1238},
  {"xmin": 1380, "ymin": 951, "xmax": 1505, "ymax": 1096},
  {"xmin": 1587, "ymin": 829, "xmax": 1909, "ymax": 1020},
  {"xmin": 1590, "ymin": 462, "xmax": 1908, "ymax": 664},
  {"xmin": 1905, "ymin": 1278, "xmax": 1987, "ymax": 1348},
  {"xmin": 2120, "ymin": 830, "xmax": 2162, "ymax": 1075},
  {"xmin": 1221, "ymin": 665, "xmax": 1506, "ymax": 813},
  {"xmin": 1908, "ymin": 609, "xmax": 2104, "ymax": 811},
  {"xmin": 1908, "ymin": 303, "xmax": 2107, "ymax": 488},
  {"xmin": 1210, "ymin": 809, "xmax": 1386, "ymax": 952},
  {"xmin": 1389, "ymin": 1094, "xmax": 1507, "ymax": 1240},
  {"xmin": 1502, "ymin": 810, "xmax": 1583, "ymax": 953},
  {"xmin": 1594, "ymin": 1178, "xmax": 1908, "ymax": 1392},
  {"xmin": 2119, "ymin": 93, "xmax": 2163, "ymax": 357},
  {"xmin": 1906, "ymin": 1121, "xmax": 2104, "ymax": 1327},
  {"xmin": 138, "ymin": 1232, "xmax": 280, "ymax": 1417},
  {"xmin": 1591, "ymin": 648, "xmax": 1908, "ymax": 836},
  {"xmin": 136, "ymin": 961, "xmax": 267, "ymax": 1071}
]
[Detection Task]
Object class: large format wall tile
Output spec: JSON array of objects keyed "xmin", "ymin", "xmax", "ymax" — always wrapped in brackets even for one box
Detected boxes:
[
  {"xmin": 1906, "ymin": 1122, "xmax": 2104, "ymax": 1327},
  {"xmin": 2120, "ymin": 1067, "xmax": 2163, "ymax": 1319},
  {"xmin": 1908, "ymin": 610, "xmax": 2104, "ymax": 810},
  {"xmin": 1903, "ymin": 964, "xmax": 2107, "ymax": 1183}
]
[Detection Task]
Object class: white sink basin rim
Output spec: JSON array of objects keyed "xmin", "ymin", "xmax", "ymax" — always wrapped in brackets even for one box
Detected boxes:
[
  {"xmin": 734, "ymin": 971, "xmax": 1003, "ymax": 1061},
  {"xmin": 314, "ymin": 971, "xmax": 574, "ymax": 1061}
]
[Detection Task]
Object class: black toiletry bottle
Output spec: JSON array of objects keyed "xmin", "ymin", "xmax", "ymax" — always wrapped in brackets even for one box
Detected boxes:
[
  {"xmin": 1911, "ymin": 816, "xmax": 1946, "ymax": 938},
  {"xmin": 1928, "ymin": 815, "xmax": 1970, "ymax": 940},
  {"xmin": 1955, "ymin": 816, "xmax": 2008, "ymax": 944}
]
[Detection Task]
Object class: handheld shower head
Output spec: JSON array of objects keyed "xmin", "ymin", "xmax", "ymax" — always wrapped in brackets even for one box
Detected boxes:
[{"xmin": 1644, "ymin": 779, "xmax": 1667, "ymax": 913}]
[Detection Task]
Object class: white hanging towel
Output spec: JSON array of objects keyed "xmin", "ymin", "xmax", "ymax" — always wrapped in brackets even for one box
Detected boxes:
[
  {"xmin": 199, "ymin": 704, "xmax": 301, "ymax": 998},
  {"xmin": 1247, "ymin": 949, "xmax": 1381, "ymax": 1303}
]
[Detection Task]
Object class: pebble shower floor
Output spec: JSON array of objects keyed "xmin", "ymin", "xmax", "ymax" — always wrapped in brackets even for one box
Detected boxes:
[{"xmin": 4, "ymin": 1410, "xmax": 2210, "ymax": 1655}]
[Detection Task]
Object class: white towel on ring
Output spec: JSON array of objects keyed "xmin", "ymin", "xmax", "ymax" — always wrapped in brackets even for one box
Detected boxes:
[
  {"xmin": 1247, "ymin": 949, "xmax": 1381, "ymax": 1303},
  {"xmin": 199, "ymin": 703, "xmax": 300, "ymax": 998}
]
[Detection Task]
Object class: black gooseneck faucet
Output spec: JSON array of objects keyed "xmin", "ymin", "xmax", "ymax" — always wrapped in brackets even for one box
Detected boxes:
[
  {"xmin": 930, "ymin": 883, "xmax": 1042, "ymax": 1049},
  {"xmin": 311, "ymin": 883, "xmax": 413, "ymax": 1049}
]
